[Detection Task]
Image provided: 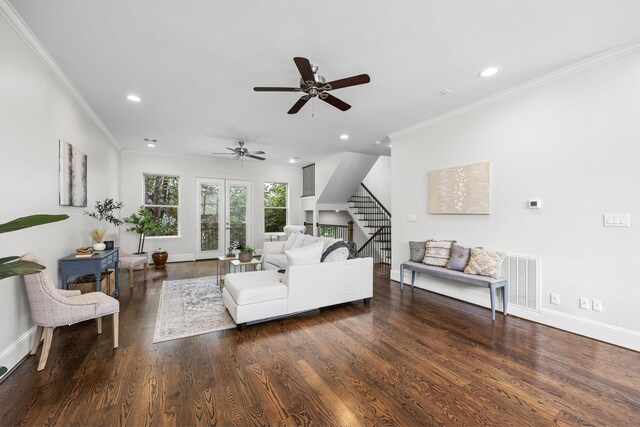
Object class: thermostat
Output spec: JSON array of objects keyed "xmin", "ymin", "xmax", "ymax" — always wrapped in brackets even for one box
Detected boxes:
[{"xmin": 528, "ymin": 199, "xmax": 541, "ymax": 209}]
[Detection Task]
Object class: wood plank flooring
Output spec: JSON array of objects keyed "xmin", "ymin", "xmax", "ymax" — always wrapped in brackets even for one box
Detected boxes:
[{"xmin": 1, "ymin": 260, "xmax": 639, "ymax": 426}]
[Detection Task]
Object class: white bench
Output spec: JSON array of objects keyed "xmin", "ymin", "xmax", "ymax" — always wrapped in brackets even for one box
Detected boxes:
[{"xmin": 400, "ymin": 261, "xmax": 508, "ymax": 320}]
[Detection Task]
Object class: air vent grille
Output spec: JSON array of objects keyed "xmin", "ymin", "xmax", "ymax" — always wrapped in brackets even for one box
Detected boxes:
[{"xmin": 501, "ymin": 254, "xmax": 541, "ymax": 312}]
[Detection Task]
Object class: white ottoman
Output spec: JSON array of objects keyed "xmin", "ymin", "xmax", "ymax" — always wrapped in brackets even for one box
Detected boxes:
[{"xmin": 222, "ymin": 269, "xmax": 288, "ymax": 330}]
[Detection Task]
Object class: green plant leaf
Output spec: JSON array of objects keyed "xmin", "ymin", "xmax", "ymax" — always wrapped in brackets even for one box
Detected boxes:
[
  {"xmin": 0, "ymin": 214, "xmax": 69, "ymax": 234},
  {"xmin": 0, "ymin": 366, "xmax": 7, "ymax": 376},
  {"xmin": 0, "ymin": 259, "xmax": 45, "ymax": 280}
]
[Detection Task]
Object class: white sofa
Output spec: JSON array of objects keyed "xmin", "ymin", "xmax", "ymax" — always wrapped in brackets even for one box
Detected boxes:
[
  {"xmin": 223, "ymin": 256, "xmax": 373, "ymax": 329},
  {"xmin": 261, "ymin": 234, "xmax": 340, "ymax": 270}
]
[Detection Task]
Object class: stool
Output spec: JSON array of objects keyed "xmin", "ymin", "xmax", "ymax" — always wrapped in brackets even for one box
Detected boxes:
[{"xmin": 222, "ymin": 270, "xmax": 288, "ymax": 330}]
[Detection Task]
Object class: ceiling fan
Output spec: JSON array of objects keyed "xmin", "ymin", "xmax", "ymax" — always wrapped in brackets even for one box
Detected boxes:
[
  {"xmin": 254, "ymin": 57, "xmax": 370, "ymax": 114},
  {"xmin": 211, "ymin": 141, "xmax": 265, "ymax": 161}
]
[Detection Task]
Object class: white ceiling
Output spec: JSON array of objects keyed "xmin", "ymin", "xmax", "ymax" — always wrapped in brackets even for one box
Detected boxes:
[{"xmin": 8, "ymin": 0, "xmax": 640, "ymax": 165}]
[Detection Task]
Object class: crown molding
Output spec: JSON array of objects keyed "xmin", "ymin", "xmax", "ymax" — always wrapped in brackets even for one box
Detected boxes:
[
  {"xmin": 389, "ymin": 39, "xmax": 640, "ymax": 140},
  {"xmin": 0, "ymin": 0, "xmax": 121, "ymax": 150}
]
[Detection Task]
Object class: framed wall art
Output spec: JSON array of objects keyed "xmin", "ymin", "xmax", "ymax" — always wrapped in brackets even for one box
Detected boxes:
[
  {"xmin": 59, "ymin": 139, "xmax": 87, "ymax": 207},
  {"xmin": 428, "ymin": 161, "xmax": 490, "ymax": 214}
]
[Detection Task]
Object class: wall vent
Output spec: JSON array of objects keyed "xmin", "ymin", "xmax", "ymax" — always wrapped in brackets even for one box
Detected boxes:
[{"xmin": 501, "ymin": 253, "xmax": 541, "ymax": 312}]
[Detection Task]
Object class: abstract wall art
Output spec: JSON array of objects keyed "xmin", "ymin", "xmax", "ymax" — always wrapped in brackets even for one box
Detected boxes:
[
  {"xmin": 428, "ymin": 161, "xmax": 490, "ymax": 214},
  {"xmin": 59, "ymin": 139, "xmax": 87, "ymax": 207}
]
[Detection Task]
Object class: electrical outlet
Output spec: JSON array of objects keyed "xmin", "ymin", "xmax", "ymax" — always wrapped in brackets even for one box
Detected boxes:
[
  {"xmin": 550, "ymin": 293, "xmax": 560, "ymax": 305},
  {"xmin": 407, "ymin": 214, "xmax": 417, "ymax": 222},
  {"xmin": 579, "ymin": 297, "xmax": 590, "ymax": 310},
  {"xmin": 593, "ymin": 299, "xmax": 603, "ymax": 312}
]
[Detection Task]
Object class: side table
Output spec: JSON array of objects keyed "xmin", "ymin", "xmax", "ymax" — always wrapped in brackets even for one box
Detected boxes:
[
  {"xmin": 59, "ymin": 248, "xmax": 121, "ymax": 297},
  {"xmin": 216, "ymin": 255, "xmax": 236, "ymax": 291}
]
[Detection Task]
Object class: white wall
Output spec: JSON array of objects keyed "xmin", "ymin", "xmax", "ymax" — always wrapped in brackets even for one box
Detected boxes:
[
  {"xmin": 390, "ymin": 47, "xmax": 640, "ymax": 349},
  {"xmin": 120, "ymin": 151, "xmax": 302, "ymax": 258},
  {"xmin": 0, "ymin": 11, "xmax": 120, "ymax": 374},
  {"xmin": 362, "ymin": 155, "xmax": 391, "ymax": 210},
  {"xmin": 317, "ymin": 152, "xmax": 379, "ymax": 204}
]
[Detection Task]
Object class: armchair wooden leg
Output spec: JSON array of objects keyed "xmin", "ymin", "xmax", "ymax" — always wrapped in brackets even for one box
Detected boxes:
[
  {"xmin": 144, "ymin": 263, "xmax": 148, "ymax": 280},
  {"xmin": 97, "ymin": 317, "xmax": 102, "ymax": 334},
  {"xmin": 129, "ymin": 268, "xmax": 134, "ymax": 288},
  {"xmin": 113, "ymin": 313, "xmax": 119, "ymax": 348},
  {"xmin": 31, "ymin": 325, "xmax": 43, "ymax": 355},
  {"xmin": 37, "ymin": 327, "xmax": 53, "ymax": 371}
]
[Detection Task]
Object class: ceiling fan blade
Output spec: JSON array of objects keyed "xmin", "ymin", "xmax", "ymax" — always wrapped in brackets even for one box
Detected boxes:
[
  {"xmin": 250, "ymin": 150, "xmax": 266, "ymax": 155},
  {"xmin": 325, "ymin": 74, "xmax": 370, "ymax": 90},
  {"xmin": 288, "ymin": 96, "xmax": 310, "ymax": 114},
  {"xmin": 211, "ymin": 153, "xmax": 236, "ymax": 155},
  {"xmin": 321, "ymin": 93, "xmax": 351, "ymax": 111},
  {"xmin": 225, "ymin": 147, "xmax": 238, "ymax": 152},
  {"xmin": 293, "ymin": 57, "xmax": 315, "ymax": 84},
  {"xmin": 254, "ymin": 87, "xmax": 301, "ymax": 92},
  {"xmin": 246, "ymin": 154, "xmax": 266, "ymax": 161}
]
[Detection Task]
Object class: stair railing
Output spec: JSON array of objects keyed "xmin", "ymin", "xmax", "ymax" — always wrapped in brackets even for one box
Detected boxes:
[
  {"xmin": 315, "ymin": 221, "xmax": 354, "ymax": 241},
  {"xmin": 350, "ymin": 183, "xmax": 391, "ymax": 264}
]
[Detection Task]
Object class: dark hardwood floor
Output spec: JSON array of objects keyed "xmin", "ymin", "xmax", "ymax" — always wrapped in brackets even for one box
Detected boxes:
[{"xmin": 1, "ymin": 260, "xmax": 639, "ymax": 426}]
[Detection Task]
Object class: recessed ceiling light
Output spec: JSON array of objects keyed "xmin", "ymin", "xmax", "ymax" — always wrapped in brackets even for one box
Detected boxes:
[
  {"xmin": 374, "ymin": 140, "xmax": 381, "ymax": 145},
  {"xmin": 388, "ymin": 143, "xmax": 392, "ymax": 148},
  {"xmin": 479, "ymin": 66, "xmax": 499, "ymax": 77},
  {"xmin": 126, "ymin": 94, "xmax": 141, "ymax": 102},
  {"xmin": 335, "ymin": 210, "xmax": 340, "ymax": 213},
  {"xmin": 340, "ymin": 134, "xmax": 349, "ymax": 140},
  {"xmin": 440, "ymin": 89, "xmax": 453, "ymax": 95},
  {"xmin": 144, "ymin": 138, "xmax": 157, "ymax": 148},
  {"xmin": 289, "ymin": 158, "xmax": 296, "ymax": 164},
  {"xmin": 146, "ymin": 143, "xmax": 156, "ymax": 148}
]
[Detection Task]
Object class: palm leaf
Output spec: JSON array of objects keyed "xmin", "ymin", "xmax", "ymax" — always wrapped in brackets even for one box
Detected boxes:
[
  {"xmin": 0, "ymin": 214, "xmax": 69, "ymax": 234},
  {"xmin": 0, "ymin": 258, "xmax": 44, "ymax": 280}
]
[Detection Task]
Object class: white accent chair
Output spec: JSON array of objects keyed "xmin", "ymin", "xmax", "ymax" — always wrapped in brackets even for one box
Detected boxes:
[
  {"xmin": 283, "ymin": 225, "xmax": 306, "ymax": 238},
  {"xmin": 105, "ymin": 233, "xmax": 147, "ymax": 288},
  {"xmin": 21, "ymin": 253, "xmax": 119, "ymax": 371}
]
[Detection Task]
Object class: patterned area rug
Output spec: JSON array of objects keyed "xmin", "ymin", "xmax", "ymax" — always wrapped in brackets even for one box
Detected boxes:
[{"xmin": 153, "ymin": 276, "xmax": 236, "ymax": 343}]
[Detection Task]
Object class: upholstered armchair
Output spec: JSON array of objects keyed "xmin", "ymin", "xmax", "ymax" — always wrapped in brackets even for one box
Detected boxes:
[
  {"xmin": 21, "ymin": 253, "xmax": 119, "ymax": 371},
  {"xmin": 104, "ymin": 233, "xmax": 148, "ymax": 288},
  {"xmin": 283, "ymin": 225, "xmax": 306, "ymax": 238}
]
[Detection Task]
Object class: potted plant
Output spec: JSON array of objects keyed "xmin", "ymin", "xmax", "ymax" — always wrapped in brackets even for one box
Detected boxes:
[
  {"xmin": 238, "ymin": 245, "xmax": 256, "ymax": 262},
  {"xmin": 0, "ymin": 213, "xmax": 69, "ymax": 377},
  {"xmin": 226, "ymin": 240, "xmax": 239, "ymax": 258},
  {"xmin": 123, "ymin": 206, "xmax": 167, "ymax": 255},
  {"xmin": 84, "ymin": 198, "xmax": 123, "ymax": 250}
]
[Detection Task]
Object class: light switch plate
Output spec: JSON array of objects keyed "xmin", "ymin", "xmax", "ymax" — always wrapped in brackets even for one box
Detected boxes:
[
  {"xmin": 603, "ymin": 214, "xmax": 630, "ymax": 227},
  {"xmin": 407, "ymin": 214, "xmax": 417, "ymax": 222}
]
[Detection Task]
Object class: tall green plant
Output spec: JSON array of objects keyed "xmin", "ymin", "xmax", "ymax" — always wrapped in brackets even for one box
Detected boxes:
[
  {"xmin": 123, "ymin": 206, "xmax": 168, "ymax": 253},
  {"xmin": 0, "ymin": 213, "xmax": 69, "ymax": 377},
  {"xmin": 0, "ymin": 214, "xmax": 69, "ymax": 280}
]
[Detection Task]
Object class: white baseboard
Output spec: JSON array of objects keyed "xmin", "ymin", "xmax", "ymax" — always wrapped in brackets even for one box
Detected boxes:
[
  {"xmin": 166, "ymin": 253, "xmax": 194, "ymax": 263},
  {"xmin": 0, "ymin": 325, "xmax": 36, "ymax": 380},
  {"xmin": 390, "ymin": 269, "xmax": 640, "ymax": 352}
]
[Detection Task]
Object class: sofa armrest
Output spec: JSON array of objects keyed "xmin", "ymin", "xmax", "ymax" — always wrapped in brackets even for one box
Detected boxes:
[{"xmin": 264, "ymin": 241, "xmax": 286, "ymax": 254}]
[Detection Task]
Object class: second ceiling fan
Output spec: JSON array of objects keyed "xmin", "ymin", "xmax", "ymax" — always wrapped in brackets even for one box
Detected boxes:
[{"xmin": 254, "ymin": 57, "xmax": 370, "ymax": 114}]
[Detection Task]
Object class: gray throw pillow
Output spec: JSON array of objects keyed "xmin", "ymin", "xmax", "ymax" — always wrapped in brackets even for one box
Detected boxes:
[
  {"xmin": 446, "ymin": 244, "xmax": 471, "ymax": 271},
  {"xmin": 409, "ymin": 241, "xmax": 426, "ymax": 262}
]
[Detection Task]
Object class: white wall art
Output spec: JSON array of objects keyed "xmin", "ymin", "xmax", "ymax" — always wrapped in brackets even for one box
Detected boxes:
[
  {"xmin": 428, "ymin": 161, "xmax": 490, "ymax": 214},
  {"xmin": 59, "ymin": 139, "xmax": 87, "ymax": 207}
]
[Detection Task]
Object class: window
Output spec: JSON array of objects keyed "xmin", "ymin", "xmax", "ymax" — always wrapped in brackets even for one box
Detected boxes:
[
  {"xmin": 144, "ymin": 174, "xmax": 179, "ymax": 236},
  {"xmin": 302, "ymin": 164, "xmax": 315, "ymax": 197},
  {"xmin": 264, "ymin": 182, "xmax": 287, "ymax": 233}
]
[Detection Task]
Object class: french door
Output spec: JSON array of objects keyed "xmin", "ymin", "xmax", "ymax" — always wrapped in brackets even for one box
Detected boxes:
[{"xmin": 195, "ymin": 178, "xmax": 251, "ymax": 260}]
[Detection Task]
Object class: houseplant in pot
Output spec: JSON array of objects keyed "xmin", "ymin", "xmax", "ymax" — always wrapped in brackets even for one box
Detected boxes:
[
  {"xmin": 123, "ymin": 206, "xmax": 168, "ymax": 259},
  {"xmin": 84, "ymin": 198, "xmax": 123, "ymax": 250},
  {"xmin": 238, "ymin": 245, "xmax": 256, "ymax": 262}
]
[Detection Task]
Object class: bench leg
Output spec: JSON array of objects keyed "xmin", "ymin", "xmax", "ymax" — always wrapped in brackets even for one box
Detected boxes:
[
  {"xmin": 400, "ymin": 265, "xmax": 404, "ymax": 290},
  {"xmin": 363, "ymin": 297, "xmax": 371, "ymax": 306},
  {"xmin": 411, "ymin": 271, "xmax": 416, "ymax": 288},
  {"xmin": 237, "ymin": 323, "xmax": 247, "ymax": 331},
  {"xmin": 502, "ymin": 284, "xmax": 508, "ymax": 316},
  {"xmin": 490, "ymin": 285, "xmax": 497, "ymax": 321}
]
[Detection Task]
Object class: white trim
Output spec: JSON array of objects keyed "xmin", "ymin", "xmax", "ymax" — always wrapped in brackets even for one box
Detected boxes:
[
  {"xmin": 0, "ymin": 0, "xmax": 121, "ymax": 150},
  {"xmin": 390, "ymin": 269, "xmax": 640, "ymax": 351},
  {"xmin": 0, "ymin": 325, "xmax": 36, "ymax": 380},
  {"xmin": 166, "ymin": 253, "xmax": 195, "ymax": 263},
  {"xmin": 389, "ymin": 40, "xmax": 640, "ymax": 139}
]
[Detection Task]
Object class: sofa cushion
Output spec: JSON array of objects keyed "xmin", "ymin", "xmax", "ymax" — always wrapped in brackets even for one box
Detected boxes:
[
  {"xmin": 423, "ymin": 240, "xmax": 455, "ymax": 267},
  {"xmin": 285, "ymin": 241, "xmax": 324, "ymax": 266},
  {"xmin": 446, "ymin": 244, "xmax": 471, "ymax": 271},
  {"xmin": 409, "ymin": 241, "xmax": 426, "ymax": 262},
  {"xmin": 464, "ymin": 248, "xmax": 506, "ymax": 279},
  {"xmin": 225, "ymin": 270, "xmax": 287, "ymax": 305},
  {"xmin": 321, "ymin": 241, "xmax": 350, "ymax": 262},
  {"xmin": 262, "ymin": 253, "xmax": 288, "ymax": 269}
]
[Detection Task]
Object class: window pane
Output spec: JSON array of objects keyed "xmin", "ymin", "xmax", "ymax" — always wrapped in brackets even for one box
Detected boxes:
[
  {"xmin": 265, "ymin": 208, "xmax": 286, "ymax": 232},
  {"xmin": 264, "ymin": 183, "xmax": 287, "ymax": 208},
  {"xmin": 229, "ymin": 185, "xmax": 247, "ymax": 246},
  {"xmin": 146, "ymin": 206, "xmax": 178, "ymax": 236},
  {"xmin": 145, "ymin": 175, "xmax": 179, "ymax": 206},
  {"xmin": 200, "ymin": 184, "xmax": 219, "ymax": 251}
]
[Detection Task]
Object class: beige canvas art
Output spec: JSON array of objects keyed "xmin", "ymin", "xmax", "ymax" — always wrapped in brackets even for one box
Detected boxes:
[{"xmin": 428, "ymin": 161, "xmax": 490, "ymax": 214}]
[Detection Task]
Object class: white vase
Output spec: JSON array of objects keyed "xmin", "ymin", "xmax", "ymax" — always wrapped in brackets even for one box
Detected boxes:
[{"xmin": 93, "ymin": 242, "xmax": 106, "ymax": 251}]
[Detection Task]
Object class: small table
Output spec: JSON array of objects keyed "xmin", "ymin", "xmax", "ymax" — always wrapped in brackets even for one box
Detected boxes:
[
  {"xmin": 230, "ymin": 258, "xmax": 261, "ymax": 273},
  {"xmin": 59, "ymin": 248, "xmax": 120, "ymax": 297},
  {"xmin": 216, "ymin": 255, "xmax": 237, "ymax": 291}
]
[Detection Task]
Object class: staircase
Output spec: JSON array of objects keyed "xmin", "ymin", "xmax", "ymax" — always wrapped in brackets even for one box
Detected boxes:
[{"xmin": 348, "ymin": 183, "xmax": 391, "ymax": 265}]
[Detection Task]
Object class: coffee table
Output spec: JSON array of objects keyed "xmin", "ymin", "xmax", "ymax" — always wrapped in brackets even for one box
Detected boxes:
[{"xmin": 230, "ymin": 258, "xmax": 261, "ymax": 273}]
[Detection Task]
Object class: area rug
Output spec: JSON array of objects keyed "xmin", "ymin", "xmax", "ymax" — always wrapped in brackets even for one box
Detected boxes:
[{"xmin": 153, "ymin": 276, "xmax": 236, "ymax": 343}]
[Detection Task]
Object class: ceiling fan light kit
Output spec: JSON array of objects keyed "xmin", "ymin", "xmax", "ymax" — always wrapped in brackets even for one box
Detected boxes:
[
  {"xmin": 211, "ymin": 141, "xmax": 266, "ymax": 161},
  {"xmin": 254, "ymin": 57, "xmax": 370, "ymax": 114}
]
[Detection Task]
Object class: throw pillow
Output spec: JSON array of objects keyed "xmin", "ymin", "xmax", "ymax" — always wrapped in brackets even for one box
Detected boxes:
[
  {"xmin": 446, "ymin": 244, "xmax": 471, "ymax": 271},
  {"xmin": 290, "ymin": 233, "xmax": 309, "ymax": 250},
  {"xmin": 464, "ymin": 248, "xmax": 506, "ymax": 279},
  {"xmin": 422, "ymin": 240, "xmax": 456, "ymax": 267},
  {"xmin": 321, "ymin": 241, "xmax": 350, "ymax": 262},
  {"xmin": 345, "ymin": 241, "xmax": 358, "ymax": 259},
  {"xmin": 285, "ymin": 241, "xmax": 324, "ymax": 266},
  {"xmin": 409, "ymin": 241, "xmax": 426, "ymax": 262},
  {"xmin": 283, "ymin": 233, "xmax": 298, "ymax": 251}
]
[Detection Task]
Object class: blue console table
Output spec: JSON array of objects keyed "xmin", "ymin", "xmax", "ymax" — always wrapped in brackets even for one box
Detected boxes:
[{"xmin": 59, "ymin": 248, "xmax": 120, "ymax": 297}]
